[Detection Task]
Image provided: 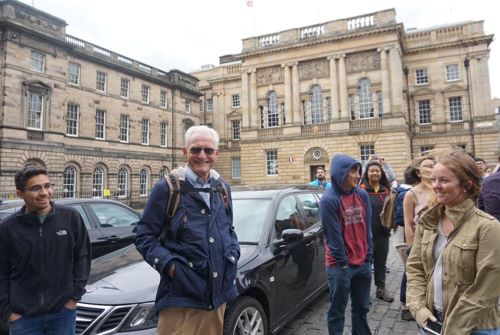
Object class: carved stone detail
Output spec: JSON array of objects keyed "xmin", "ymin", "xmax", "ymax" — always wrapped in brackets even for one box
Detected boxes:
[
  {"xmin": 299, "ymin": 59, "xmax": 329, "ymax": 80},
  {"xmin": 256, "ymin": 66, "xmax": 284, "ymax": 85},
  {"xmin": 14, "ymin": 8, "xmax": 64, "ymax": 38},
  {"xmin": 346, "ymin": 51, "xmax": 380, "ymax": 73}
]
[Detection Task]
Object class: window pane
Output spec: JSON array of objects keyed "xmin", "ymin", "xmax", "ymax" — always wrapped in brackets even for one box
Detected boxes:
[
  {"xmin": 311, "ymin": 85, "xmax": 323, "ymax": 124},
  {"xmin": 92, "ymin": 167, "xmax": 104, "ymax": 198},
  {"xmin": 358, "ymin": 78, "xmax": 373, "ymax": 119},
  {"xmin": 266, "ymin": 150, "xmax": 278, "ymax": 175},
  {"xmin": 28, "ymin": 92, "xmax": 43, "ymax": 129},
  {"xmin": 63, "ymin": 166, "xmax": 76, "ymax": 198},
  {"xmin": 449, "ymin": 97, "xmax": 463, "ymax": 121},
  {"xmin": 120, "ymin": 78, "xmax": 129, "ymax": 98},
  {"xmin": 418, "ymin": 100, "xmax": 431, "ymax": 124},
  {"xmin": 160, "ymin": 122, "xmax": 167, "ymax": 147},
  {"xmin": 117, "ymin": 168, "xmax": 128, "ymax": 196},
  {"xmin": 275, "ymin": 196, "xmax": 305, "ymax": 237},
  {"xmin": 95, "ymin": 109, "xmax": 106, "ymax": 139},
  {"xmin": 68, "ymin": 63, "xmax": 80, "ymax": 85},
  {"xmin": 232, "ymin": 157, "xmax": 241, "ymax": 179},
  {"xmin": 66, "ymin": 104, "xmax": 79, "ymax": 136},
  {"xmin": 89, "ymin": 203, "xmax": 140, "ymax": 227},
  {"xmin": 232, "ymin": 120, "xmax": 240, "ymax": 140},
  {"xmin": 31, "ymin": 51, "xmax": 44, "ymax": 72},
  {"xmin": 139, "ymin": 169, "xmax": 149, "ymax": 196},
  {"xmin": 267, "ymin": 91, "xmax": 278, "ymax": 127}
]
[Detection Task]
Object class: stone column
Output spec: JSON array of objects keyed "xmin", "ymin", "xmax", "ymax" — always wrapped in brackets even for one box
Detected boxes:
[
  {"xmin": 379, "ymin": 48, "xmax": 390, "ymax": 115},
  {"xmin": 283, "ymin": 64, "xmax": 292, "ymax": 125},
  {"xmin": 292, "ymin": 63, "xmax": 301, "ymax": 124},
  {"xmin": 250, "ymin": 69, "xmax": 258, "ymax": 128},
  {"xmin": 338, "ymin": 54, "xmax": 348, "ymax": 119},
  {"xmin": 389, "ymin": 46, "xmax": 404, "ymax": 114},
  {"xmin": 241, "ymin": 71, "xmax": 249, "ymax": 128},
  {"xmin": 328, "ymin": 56, "xmax": 339, "ymax": 120}
]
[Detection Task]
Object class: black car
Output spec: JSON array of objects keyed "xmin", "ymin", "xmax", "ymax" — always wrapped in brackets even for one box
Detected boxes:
[
  {"xmin": 74, "ymin": 185, "xmax": 327, "ymax": 335},
  {"xmin": 0, "ymin": 198, "xmax": 141, "ymax": 259}
]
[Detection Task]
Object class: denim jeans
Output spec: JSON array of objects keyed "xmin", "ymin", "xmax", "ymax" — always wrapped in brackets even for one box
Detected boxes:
[
  {"xmin": 326, "ymin": 262, "xmax": 372, "ymax": 335},
  {"xmin": 8, "ymin": 307, "xmax": 76, "ymax": 335}
]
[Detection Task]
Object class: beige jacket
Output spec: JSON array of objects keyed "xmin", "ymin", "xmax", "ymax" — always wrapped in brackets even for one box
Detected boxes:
[{"xmin": 406, "ymin": 198, "xmax": 500, "ymax": 335}]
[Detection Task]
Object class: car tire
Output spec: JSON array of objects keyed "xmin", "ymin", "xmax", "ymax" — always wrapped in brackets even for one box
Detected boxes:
[{"xmin": 223, "ymin": 296, "xmax": 267, "ymax": 335}]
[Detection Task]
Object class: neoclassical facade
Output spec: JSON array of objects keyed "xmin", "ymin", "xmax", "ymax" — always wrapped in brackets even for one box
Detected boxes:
[
  {"xmin": 0, "ymin": 0, "xmax": 202, "ymax": 205},
  {"xmin": 194, "ymin": 9, "xmax": 499, "ymax": 185}
]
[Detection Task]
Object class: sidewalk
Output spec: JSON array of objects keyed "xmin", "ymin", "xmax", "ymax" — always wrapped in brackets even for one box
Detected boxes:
[{"xmin": 279, "ymin": 236, "xmax": 420, "ymax": 335}]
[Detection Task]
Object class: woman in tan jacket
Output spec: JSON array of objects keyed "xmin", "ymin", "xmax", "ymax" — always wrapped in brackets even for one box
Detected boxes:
[{"xmin": 406, "ymin": 150, "xmax": 500, "ymax": 335}]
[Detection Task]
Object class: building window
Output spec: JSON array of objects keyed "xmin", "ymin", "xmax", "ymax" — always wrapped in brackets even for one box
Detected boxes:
[
  {"xmin": 420, "ymin": 146, "xmax": 435, "ymax": 156},
  {"xmin": 266, "ymin": 150, "xmax": 278, "ymax": 176},
  {"xmin": 416, "ymin": 68, "xmax": 428, "ymax": 85},
  {"xmin": 120, "ymin": 78, "xmax": 129, "ymax": 98},
  {"xmin": 31, "ymin": 51, "xmax": 45, "ymax": 72},
  {"xmin": 96, "ymin": 71, "xmax": 107, "ymax": 92},
  {"xmin": 185, "ymin": 100, "xmax": 191, "ymax": 113},
  {"xmin": 27, "ymin": 92, "xmax": 43, "ymax": 130},
  {"xmin": 63, "ymin": 166, "xmax": 77, "ymax": 198},
  {"xmin": 232, "ymin": 120, "xmax": 241, "ymax": 140},
  {"xmin": 232, "ymin": 94, "xmax": 240, "ymax": 109},
  {"xmin": 141, "ymin": 85, "xmax": 150, "ymax": 104},
  {"xmin": 159, "ymin": 168, "xmax": 167, "ymax": 180},
  {"xmin": 139, "ymin": 169, "xmax": 149, "ymax": 196},
  {"xmin": 377, "ymin": 91, "xmax": 383, "ymax": 116},
  {"xmin": 267, "ymin": 91, "xmax": 279, "ymax": 127},
  {"xmin": 160, "ymin": 91, "xmax": 167, "ymax": 108},
  {"xmin": 92, "ymin": 167, "xmax": 104, "ymax": 198},
  {"xmin": 456, "ymin": 143, "xmax": 467, "ymax": 151},
  {"xmin": 95, "ymin": 109, "xmax": 106, "ymax": 140},
  {"xmin": 449, "ymin": 96, "xmax": 463, "ymax": 122},
  {"xmin": 358, "ymin": 78, "xmax": 373, "ymax": 119},
  {"xmin": 119, "ymin": 114, "xmax": 130, "ymax": 142},
  {"xmin": 141, "ymin": 119, "xmax": 150, "ymax": 145},
  {"xmin": 68, "ymin": 63, "xmax": 80, "ymax": 85},
  {"xmin": 326, "ymin": 97, "xmax": 332, "ymax": 120},
  {"xmin": 232, "ymin": 157, "xmax": 241, "ymax": 179},
  {"xmin": 66, "ymin": 104, "xmax": 79, "ymax": 136},
  {"xmin": 311, "ymin": 85, "xmax": 323, "ymax": 124},
  {"xmin": 117, "ymin": 168, "xmax": 128, "ymax": 197},
  {"xmin": 446, "ymin": 64, "xmax": 460, "ymax": 81},
  {"xmin": 360, "ymin": 144, "xmax": 375, "ymax": 164},
  {"xmin": 207, "ymin": 98, "xmax": 213, "ymax": 111},
  {"xmin": 418, "ymin": 100, "xmax": 431, "ymax": 124},
  {"xmin": 160, "ymin": 122, "xmax": 167, "ymax": 147}
]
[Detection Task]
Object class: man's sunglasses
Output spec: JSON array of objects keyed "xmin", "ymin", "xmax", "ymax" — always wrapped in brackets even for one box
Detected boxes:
[{"xmin": 189, "ymin": 147, "xmax": 216, "ymax": 155}]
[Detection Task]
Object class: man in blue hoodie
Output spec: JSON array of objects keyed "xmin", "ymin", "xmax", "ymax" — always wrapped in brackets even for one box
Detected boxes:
[{"xmin": 320, "ymin": 154, "xmax": 373, "ymax": 335}]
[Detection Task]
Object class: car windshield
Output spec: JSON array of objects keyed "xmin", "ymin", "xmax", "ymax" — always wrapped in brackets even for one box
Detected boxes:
[{"xmin": 232, "ymin": 198, "xmax": 270, "ymax": 244}]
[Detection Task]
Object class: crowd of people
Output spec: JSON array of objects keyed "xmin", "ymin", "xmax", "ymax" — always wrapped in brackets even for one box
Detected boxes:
[
  {"xmin": 319, "ymin": 151, "xmax": 500, "ymax": 335},
  {"xmin": 1, "ymin": 122, "xmax": 499, "ymax": 335}
]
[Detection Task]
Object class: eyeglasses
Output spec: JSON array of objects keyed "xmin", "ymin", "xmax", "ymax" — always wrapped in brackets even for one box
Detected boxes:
[
  {"xmin": 24, "ymin": 183, "xmax": 54, "ymax": 193},
  {"xmin": 189, "ymin": 147, "xmax": 216, "ymax": 155}
]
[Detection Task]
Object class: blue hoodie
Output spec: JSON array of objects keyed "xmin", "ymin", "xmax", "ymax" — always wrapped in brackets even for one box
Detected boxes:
[{"xmin": 320, "ymin": 154, "xmax": 373, "ymax": 267}]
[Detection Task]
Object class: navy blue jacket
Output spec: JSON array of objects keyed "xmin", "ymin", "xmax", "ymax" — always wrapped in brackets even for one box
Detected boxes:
[
  {"xmin": 135, "ymin": 167, "xmax": 240, "ymax": 312},
  {"xmin": 478, "ymin": 171, "xmax": 500, "ymax": 222}
]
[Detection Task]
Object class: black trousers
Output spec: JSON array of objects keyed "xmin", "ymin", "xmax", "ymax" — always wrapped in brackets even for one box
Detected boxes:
[{"xmin": 373, "ymin": 232, "xmax": 390, "ymax": 287}]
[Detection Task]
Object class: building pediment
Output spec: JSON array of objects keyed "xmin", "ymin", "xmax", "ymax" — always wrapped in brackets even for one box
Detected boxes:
[{"xmin": 228, "ymin": 110, "xmax": 242, "ymax": 118}]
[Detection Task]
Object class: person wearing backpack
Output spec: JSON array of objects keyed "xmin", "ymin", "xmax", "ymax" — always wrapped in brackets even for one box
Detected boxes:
[
  {"xmin": 134, "ymin": 125, "xmax": 239, "ymax": 335},
  {"xmin": 360, "ymin": 160, "xmax": 393, "ymax": 303}
]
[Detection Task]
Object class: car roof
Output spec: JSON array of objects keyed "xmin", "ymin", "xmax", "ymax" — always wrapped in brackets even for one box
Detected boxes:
[{"xmin": 232, "ymin": 184, "xmax": 323, "ymax": 199}]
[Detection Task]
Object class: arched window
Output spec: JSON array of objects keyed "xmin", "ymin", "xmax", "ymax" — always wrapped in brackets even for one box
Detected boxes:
[
  {"xmin": 139, "ymin": 169, "xmax": 149, "ymax": 196},
  {"xmin": 311, "ymin": 85, "xmax": 323, "ymax": 124},
  {"xmin": 267, "ymin": 91, "xmax": 278, "ymax": 127},
  {"xmin": 159, "ymin": 168, "xmax": 167, "ymax": 180},
  {"xmin": 63, "ymin": 166, "xmax": 77, "ymax": 198},
  {"xmin": 93, "ymin": 167, "xmax": 104, "ymax": 198},
  {"xmin": 358, "ymin": 78, "xmax": 373, "ymax": 119},
  {"xmin": 117, "ymin": 168, "xmax": 128, "ymax": 197}
]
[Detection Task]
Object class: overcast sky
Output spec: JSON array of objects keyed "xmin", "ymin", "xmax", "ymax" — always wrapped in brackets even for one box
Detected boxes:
[{"xmin": 20, "ymin": 0, "xmax": 500, "ymax": 98}]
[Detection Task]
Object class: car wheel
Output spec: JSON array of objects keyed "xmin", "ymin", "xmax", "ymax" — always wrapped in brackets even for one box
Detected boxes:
[{"xmin": 223, "ymin": 296, "xmax": 267, "ymax": 335}]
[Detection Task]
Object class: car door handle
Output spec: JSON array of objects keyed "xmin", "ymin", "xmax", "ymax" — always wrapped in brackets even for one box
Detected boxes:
[{"xmin": 98, "ymin": 236, "xmax": 120, "ymax": 243}]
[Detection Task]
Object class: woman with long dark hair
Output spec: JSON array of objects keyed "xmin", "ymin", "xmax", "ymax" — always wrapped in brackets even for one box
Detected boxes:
[{"xmin": 360, "ymin": 160, "xmax": 393, "ymax": 302}]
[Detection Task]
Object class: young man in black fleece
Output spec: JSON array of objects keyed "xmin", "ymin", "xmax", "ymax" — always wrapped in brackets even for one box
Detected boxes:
[{"xmin": 0, "ymin": 166, "xmax": 91, "ymax": 335}]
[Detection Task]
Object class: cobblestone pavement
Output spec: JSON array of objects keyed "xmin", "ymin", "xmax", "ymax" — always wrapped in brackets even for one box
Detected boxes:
[{"xmin": 278, "ymin": 236, "xmax": 421, "ymax": 335}]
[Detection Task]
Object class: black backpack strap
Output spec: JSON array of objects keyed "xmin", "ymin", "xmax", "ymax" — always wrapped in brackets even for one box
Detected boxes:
[{"xmin": 159, "ymin": 173, "xmax": 182, "ymax": 242}]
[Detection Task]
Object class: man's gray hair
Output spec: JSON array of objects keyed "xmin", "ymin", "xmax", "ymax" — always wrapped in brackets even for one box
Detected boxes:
[{"xmin": 184, "ymin": 125, "xmax": 220, "ymax": 149}]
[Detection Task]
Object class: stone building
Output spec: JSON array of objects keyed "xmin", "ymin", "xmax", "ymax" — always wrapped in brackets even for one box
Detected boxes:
[
  {"xmin": 194, "ymin": 9, "xmax": 499, "ymax": 185},
  {"xmin": 0, "ymin": 0, "xmax": 202, "ymax": 205}
]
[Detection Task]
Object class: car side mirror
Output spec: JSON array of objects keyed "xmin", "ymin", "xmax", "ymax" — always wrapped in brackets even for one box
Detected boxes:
[{"xmin": 281, "ymin": 228, "xmax": 304, "ymax": 242}]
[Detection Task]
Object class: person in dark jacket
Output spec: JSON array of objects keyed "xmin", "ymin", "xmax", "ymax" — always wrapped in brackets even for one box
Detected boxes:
[
  {"xmin": 360, "ymin": 160, "xmax": 393, "ymax": 303},
  {"xmin": 135, "ymin": 125, "xmax": 239, "ymax": 335},
  {"xmin": 0, "ymin": 166, "xmax": 91, "ymax": 335},
  {"xmin": 320, "ymin": 154, "xmax": 373, "ymax": 335},
  {"xmin": 478, "ymin": 170, "xmax": 500, "ymax": 221}
]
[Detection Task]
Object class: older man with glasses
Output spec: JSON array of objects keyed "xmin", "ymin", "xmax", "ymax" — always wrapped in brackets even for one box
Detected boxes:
[
  {"xmin": 0, "ymin": 166, "xmax": 91, "ymax": 335},
  {"xmin": 135, "ymin": 125, "xmax": 239, "ymax": 335}
]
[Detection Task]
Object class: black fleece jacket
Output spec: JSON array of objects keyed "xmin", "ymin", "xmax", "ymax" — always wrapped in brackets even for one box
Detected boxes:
[{"xmin": 0, "ymin": 202, "xmax": 91, "ymax": 322}]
